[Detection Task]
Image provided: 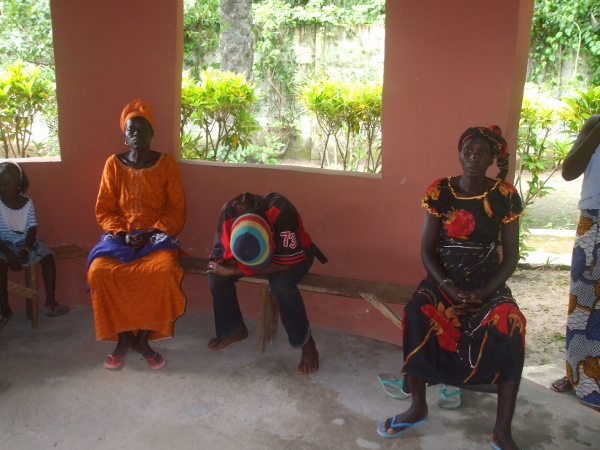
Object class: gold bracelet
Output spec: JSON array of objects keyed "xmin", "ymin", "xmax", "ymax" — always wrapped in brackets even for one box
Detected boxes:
[{"xmin": 22, "ymin": 246, "xmax": 30, "ymax": 253}]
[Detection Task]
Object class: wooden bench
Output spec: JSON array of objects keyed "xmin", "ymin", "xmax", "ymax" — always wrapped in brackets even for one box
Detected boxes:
[
  {"xmin": 8, "ymin": 244, "xmax": 88, "ymax": 329},
  {"xmin": 178, "ymin": 255, "xmax": 415, "ymax": 354}
]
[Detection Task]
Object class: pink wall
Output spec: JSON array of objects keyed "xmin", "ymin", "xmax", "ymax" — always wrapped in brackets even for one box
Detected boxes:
[{"xmin": 13, "ymin": 0, "xmax": 533, "ymax": 345}]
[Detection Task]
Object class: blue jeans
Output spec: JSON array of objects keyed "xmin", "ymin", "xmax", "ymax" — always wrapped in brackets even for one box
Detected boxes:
[{"xmin": 209, "ymin": 246, "xmax": 314, "ymax": 348}]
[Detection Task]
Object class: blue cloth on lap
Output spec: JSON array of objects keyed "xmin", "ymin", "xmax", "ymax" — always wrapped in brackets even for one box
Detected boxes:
[{"xmin": 87, "ymin": 230, "xmax": 180, "ymax": 269}]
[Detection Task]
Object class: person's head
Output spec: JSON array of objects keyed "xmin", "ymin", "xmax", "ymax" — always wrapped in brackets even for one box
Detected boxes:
[
  {"xmin": 0, "ymin": 161, "xmax": 29, "ymax": 196},
  {"xmin": 230, "ymin": 212, "xmax": 274, "ymax": 271},
  {"xmin": 458, "ymin": 137, "xmax": 494, "ymax": 178},
  {"xmin": 233, "ymin": 192, "xmax": 257, "ymax": 216},
  {"xmin": 120, "ymin": 99, "xmax": 154, "ymax": 149},
  {"xmin": 457, "ymin": 125, "xmax": 509, "ymax": 180}
]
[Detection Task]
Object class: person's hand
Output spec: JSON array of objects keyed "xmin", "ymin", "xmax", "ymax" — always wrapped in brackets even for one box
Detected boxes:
[
  {"xmin": 16, "ymin": 248, "xmax": 30, "ymax": 265},
  {"xmin": 123, "ymin": 232, "xmax": 153, "ymax": 251},
  {"xmin": 6, "ymin": 251, "xmax": 22, "ymax": 271},
  {"xmin": 206, "ymin": 261, "xmax": 236, "ymax": 277},
  {"xmin": 454, "ymin": 289, "xmax": 487, "ymax": 316},
  {"xmin": 123, "ymin": 233, "xmax": 143, "ymax": 250},
  {"xmin": 441, "ymin": 285, "xmax": 483, "ymax": 316}
]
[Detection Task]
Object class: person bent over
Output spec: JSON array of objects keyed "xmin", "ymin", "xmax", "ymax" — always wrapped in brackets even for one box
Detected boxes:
[{"xmin": 207, "ymin": 192, "xmax": 327, "ymax": 374}]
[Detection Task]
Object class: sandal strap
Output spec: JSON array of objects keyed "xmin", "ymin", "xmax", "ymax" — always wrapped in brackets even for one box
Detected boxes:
[
  {"xmin": 381, "ymin": 379, "xmax": 404, "ymax": 388},
  {"xmin": 146, "ymin": 352, "xmax": 162, "ymax": 364},
  {"xmin": 439, "ymin": 388, "xmax": 462, "ymax": 398},
  {"xmin": 390, "ymin": 415, "xmax": 427, "ymax": 429}
]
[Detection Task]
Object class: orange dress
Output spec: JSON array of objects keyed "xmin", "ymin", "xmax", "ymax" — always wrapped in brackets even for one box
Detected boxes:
[{"xmin": 88, "ymin": 154, "xmax": 186, "ymax": 341}]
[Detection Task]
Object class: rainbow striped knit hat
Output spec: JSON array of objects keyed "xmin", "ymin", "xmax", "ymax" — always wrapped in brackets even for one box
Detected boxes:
[{"xmin": 230, "ymin": 213, "xmax": 274, "ymax": 271}]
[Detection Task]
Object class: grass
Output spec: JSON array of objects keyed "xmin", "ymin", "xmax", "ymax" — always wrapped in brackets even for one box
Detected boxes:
[{"xmin": 553, "ymin": 333, "xmax": 566, "ymax": 342}]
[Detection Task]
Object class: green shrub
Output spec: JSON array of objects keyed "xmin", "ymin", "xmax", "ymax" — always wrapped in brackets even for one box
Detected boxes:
[
  {"xmin": 516, "ymin": 84, "xmax": 599, "ymax": 259},
  {"xmin": 561, "ymin": 85, "xmax": 600, "ymax": 135},
  {"xmin": 0, "ymin": 60, "xmax": 54, "ymax": 159},
  {"xmin": 180, "ymin": 68, "xmax": 262, "ymax": 162},
  {"xmin": 298, "ymin": 76, "xmax": 381, "ymax": 172}
]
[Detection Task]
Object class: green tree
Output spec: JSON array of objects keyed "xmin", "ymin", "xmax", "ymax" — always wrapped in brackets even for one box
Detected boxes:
[
  {"xmin": 0, "ymin": 1, "xmax": 57, "ymax": 157},
  {"xmin": 528, "ymin": 0, "xmax": 600, "ymax": 89},
  {"xmin": 0, "ymin": 0, "xmax": 54, "ymax": 69},
  {"xmin": 183, "ymin": 0, "xmax": 221, "ymax": 78}
]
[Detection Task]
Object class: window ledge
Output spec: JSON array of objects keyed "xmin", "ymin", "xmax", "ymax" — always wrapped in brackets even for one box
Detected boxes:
[
  {"xmin": 178, "ymin": 159, "xmax": 382, "ymax": 179},
  {"xmin": 2, "ymin": 156, "xmax": 61, "ymax": 163}
]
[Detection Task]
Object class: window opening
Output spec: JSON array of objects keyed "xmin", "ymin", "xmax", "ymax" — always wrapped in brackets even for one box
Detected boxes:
[
  {"xmin": 0, "ymin": 0, "xmax": 58, "ymax": 159},
  {"xmin": 181, "ymin": 0, "xmax": 385, "ymax": 174}
]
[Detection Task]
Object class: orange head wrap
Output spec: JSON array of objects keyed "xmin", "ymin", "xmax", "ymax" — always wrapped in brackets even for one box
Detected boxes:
[{"xmin": 120, "ymin": 99, "xmax": 153, "ymax": 132}]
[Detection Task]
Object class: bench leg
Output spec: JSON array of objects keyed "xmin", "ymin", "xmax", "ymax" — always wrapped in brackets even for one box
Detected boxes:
[
  {"xmin": 255, "ymin": 284, "xmax": 279, "ymax": 355},
  {"xmin": 359, "ymin": 293, "xmax": 403, "ymax": 333},
  {"xmin": 25, "ymin": 265, "xmax": 39, "ymax": 329}
]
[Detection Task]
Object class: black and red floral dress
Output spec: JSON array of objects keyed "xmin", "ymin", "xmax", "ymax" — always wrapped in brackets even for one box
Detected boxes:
[{"xmin": 402, "ymin": 176, "xmax": 526, "ymax": 387}]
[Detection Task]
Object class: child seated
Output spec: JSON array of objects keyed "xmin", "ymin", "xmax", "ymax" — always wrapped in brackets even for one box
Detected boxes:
[{"xmin": 0, "ymin": 161, "xmax": 69, "ymax": 329}]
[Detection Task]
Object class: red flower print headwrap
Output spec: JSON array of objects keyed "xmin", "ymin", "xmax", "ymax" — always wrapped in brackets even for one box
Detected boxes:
[{"xmin": 458, "ymin": 125, "xmax": 509, "ymax": 180}]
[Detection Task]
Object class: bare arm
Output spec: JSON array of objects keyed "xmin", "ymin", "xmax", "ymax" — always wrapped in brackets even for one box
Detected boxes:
[
  {"xmin": 17, "ymin": 226, "xmax": 37, "ymax": 264},
  {"xmin": 562, "ymin": 115, "xmax": 600, "ymax": 181},
  {"xmin": 421, "ymin": 211, "xmax": 446, "ymax": 285}
]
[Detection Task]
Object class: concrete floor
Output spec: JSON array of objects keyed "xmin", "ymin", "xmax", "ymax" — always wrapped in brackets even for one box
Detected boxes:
[{"xmin": 1, "ymin": 307, "xmax": 598, "ymax": 450}]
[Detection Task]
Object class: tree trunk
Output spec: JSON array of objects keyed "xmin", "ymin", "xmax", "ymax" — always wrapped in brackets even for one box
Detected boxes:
[{"xmin": 219, "ymin": 0, "xmax": 255, "ymax": 80}]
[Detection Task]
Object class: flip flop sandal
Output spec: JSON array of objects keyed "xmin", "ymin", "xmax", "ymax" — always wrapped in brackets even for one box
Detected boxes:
[
  {"xmin": 0, "ymin": 312, "xmax": 12, "ymax": 330},
  {"xmin": 46, "ymin": 303, "xmax": 70, "ymax": 317},
  {"xmin": 103, "ymin": 353, "xmax": 125, "ymax": 370},
  {"xmin": 378, "ymin": 373, "xmax": 410, "ymax": 400},
  {"xmin": 438, "ymin": 385, "xmax": 462, "ymax": 409},
  {"xmin": 376, "ymin": 416, "xmax": 428, "ymax": 438},
  {"xmin": 550, "ymin": 376, "xmax": 572, "ymax": 393},
  {"xmin": 145, "ymin": 352, "xmax": 166, "ymax": 370}
]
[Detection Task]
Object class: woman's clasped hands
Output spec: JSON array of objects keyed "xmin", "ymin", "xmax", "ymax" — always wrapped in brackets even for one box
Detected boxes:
[{"xmin": 442, "ymin": 284, "xmax": 486, "ymax": 316}]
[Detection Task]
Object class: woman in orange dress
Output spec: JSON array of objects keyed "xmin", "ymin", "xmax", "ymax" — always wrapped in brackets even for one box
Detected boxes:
[{"xmin": 88, "ymin": 99, "xmax": 186, "ymax": 370}]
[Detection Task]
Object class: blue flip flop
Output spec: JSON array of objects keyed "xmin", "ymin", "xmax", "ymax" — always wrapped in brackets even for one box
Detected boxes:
[
  {"xmin": 438, "ymin": 386, "xmax": 462, "ymax": 409},
  {"xmin": 376, "ymin": 415, "xmax": 428, "ymax": 438},
  {"xmin": 489, "ymin": 440, "xmax": 502, "ymax": 450},
  {"xmin": 377, "ymin": 373, "xmax": 410, "ymax": 400}
]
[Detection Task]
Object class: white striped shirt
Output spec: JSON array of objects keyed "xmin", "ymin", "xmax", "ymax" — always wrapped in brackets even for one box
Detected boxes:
[{"xmin": 0, "ymin": 197, "xmax": 37, "ymax": 243}]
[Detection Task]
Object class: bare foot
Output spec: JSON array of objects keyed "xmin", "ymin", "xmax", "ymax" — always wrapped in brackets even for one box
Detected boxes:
[
  {"xmin": 297, "ymin": 336, "xmax": 319, "ymax": 374},
  {"xmin": 208, "ymin": 323, "xmax": 249, "ymax": 350},
  {"xmin": 490, "ymin": 431, "xmax": 519, "ymax": 450},
  {"xmin": 382, "ymin": 406, "xmax": 428, "ymax": 435}
]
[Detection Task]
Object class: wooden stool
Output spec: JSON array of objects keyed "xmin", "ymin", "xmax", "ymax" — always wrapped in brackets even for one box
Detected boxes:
[{"xmin": 6, "ymin": 245, "xmax": 87, "ymax": 329}]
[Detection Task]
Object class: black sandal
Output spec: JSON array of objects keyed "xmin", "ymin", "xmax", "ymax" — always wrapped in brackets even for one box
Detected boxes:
[
  {"xmin": 550, "ymin": 376, "xmax": 572, "ymax": 393},
  {"xmin": 46, "ymin": 303, "xmax": 70, "ymax": 317}
]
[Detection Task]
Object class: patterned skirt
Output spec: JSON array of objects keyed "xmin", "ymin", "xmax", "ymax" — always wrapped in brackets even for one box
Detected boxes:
[
  {"xmin": 567, "ymin": 210, "xmax": 600, "ymax": 407},
  {"xmin": 0, "ymin": 238, "xmax": 53, "ymax": 266},
  {"xmin": 402, "ymin": 240, "xmax": 526, "ymax": 388}
]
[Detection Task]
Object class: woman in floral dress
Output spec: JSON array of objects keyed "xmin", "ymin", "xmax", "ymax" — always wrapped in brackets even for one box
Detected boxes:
[
  {"xmin": 550, "ymin": 114, "xmax": 600, "ymax": 410},
  {"xmin": 377, "ymin": 126, "xmax": 526, "ymax": 450}
]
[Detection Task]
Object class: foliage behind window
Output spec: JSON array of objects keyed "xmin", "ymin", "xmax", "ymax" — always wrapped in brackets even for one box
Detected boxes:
[{"xmin": 528, "ymin": 0, "xmax": 600, "ymax": 88}]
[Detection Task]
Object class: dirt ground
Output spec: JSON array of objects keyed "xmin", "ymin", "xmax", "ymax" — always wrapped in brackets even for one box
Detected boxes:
[
  {"xmin": 520, "ymin": 169, "xmax": 581, "ymax": 230},
  {"xmin": 511, "ymin": 170, "xmax": 576, "ymax": 368},
  {"xmin": 508, "ymin": 267, "xmax": 570, "ymax": 367}
]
